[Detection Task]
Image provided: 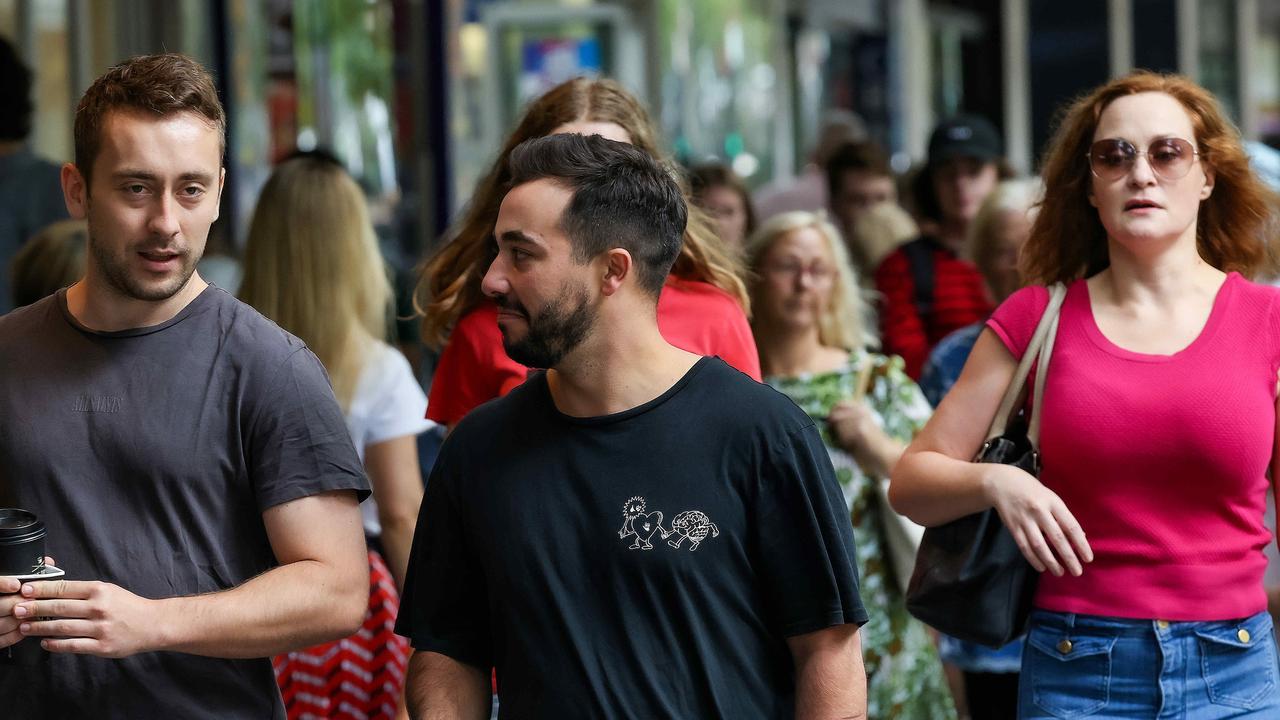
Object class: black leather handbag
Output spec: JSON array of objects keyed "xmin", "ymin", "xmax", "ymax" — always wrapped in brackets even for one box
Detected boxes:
[{"xmin": 905, "ymin": 283, "xmax": 1066, "ymax": 648}]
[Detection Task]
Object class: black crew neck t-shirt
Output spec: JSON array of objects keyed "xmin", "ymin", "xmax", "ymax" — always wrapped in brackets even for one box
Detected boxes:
[{"xmin": 397, "ymin": 357, "xmax": 867, "ymax": 718}]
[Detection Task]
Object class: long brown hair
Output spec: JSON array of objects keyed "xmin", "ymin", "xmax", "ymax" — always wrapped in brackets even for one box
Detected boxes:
[
  {"xmin": 415, "ymin": 77, "xmax": 748, "ymax": 348},
  {"xmin": 1022, "ymin": 71, "xmax": 1280, "ymax": 284}
]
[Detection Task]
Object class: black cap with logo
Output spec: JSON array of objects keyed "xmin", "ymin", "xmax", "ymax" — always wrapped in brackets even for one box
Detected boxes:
[{"xmin": 926, "ymin": 115, "xmax": 1003, "ymax": 166}]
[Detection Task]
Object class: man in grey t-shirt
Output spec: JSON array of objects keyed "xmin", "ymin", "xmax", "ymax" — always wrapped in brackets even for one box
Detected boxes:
[{"xmin": 0, "ymin": 54, "xmax": 370, "ymax": 718}]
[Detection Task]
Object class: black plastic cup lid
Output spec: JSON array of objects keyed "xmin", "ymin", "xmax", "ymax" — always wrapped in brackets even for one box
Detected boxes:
[{"xmin": 0, "ymin": 509, "xmax": 44, "ymax": 542}]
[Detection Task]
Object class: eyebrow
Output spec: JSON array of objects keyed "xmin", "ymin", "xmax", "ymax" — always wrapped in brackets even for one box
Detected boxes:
[
  {"xmin": 111, "ymin": 169, "xmax": 217, "ymax": 184},
  {"xmin": 496, "ymin": 230, "xmax": 542, "ymax": 246}
]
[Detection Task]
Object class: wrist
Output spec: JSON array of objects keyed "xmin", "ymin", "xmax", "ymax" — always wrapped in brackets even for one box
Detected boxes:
[
  {"xmin": 146, "ymin": 597, "xmax": 184, "ymax": 652},
  {"xmin": 977, "ymin": 463, "xmax": 1001, "ymax": 507}
]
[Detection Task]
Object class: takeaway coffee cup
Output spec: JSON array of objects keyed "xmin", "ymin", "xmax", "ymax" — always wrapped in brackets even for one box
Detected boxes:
[
  {"xmin": 0, "ymin": 508, "xmax": 63, "ymax": 665},
  {"xmin": 0, "ymin": 509, "xmax": 46, "ymax": 576}
]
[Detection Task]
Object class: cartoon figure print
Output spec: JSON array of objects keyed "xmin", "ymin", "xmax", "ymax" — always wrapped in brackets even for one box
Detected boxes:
[
  {"xmin": 618, "ymin": 497, "xmax": 719, "ymax": 552},
  {"xmin": 618, "ymin": 496, "xmax": 664, "ymax": 550},
  {"xmin": 663, "ymin": 511, "xmax": 719, "ymax": 552}
]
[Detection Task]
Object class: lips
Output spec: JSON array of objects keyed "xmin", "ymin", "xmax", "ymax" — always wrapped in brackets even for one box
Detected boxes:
[
  {"xmin": 137, "ymin": 249, "xmax": 182, "ymax": 271},
  {"xmin": 1124, "ymin": 198, "xmax": 1162, "ymax": 211}
]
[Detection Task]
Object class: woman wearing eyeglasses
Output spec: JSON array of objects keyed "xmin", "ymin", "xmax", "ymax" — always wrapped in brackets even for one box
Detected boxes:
[
  {"xmin": 891, "ymin": 72, "xmax": 1280, "ymax": 717},
  {"xmin": 747, "ymin": 211, "xmax": 957, "ymax": 719}
]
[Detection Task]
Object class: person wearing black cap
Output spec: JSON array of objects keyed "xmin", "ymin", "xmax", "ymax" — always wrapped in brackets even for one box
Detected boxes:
[{"xmin": 874, "ymin": 115, "xmax": 1011, "ymax": 379}]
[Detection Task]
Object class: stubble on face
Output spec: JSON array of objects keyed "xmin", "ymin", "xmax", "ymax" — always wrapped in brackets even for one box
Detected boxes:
[
  {"xmin": 86, "ymin": 221, "xmax": 200, "ymax": 302},
  {"xmin": 496, "ymin": 279, "xmax": 598, "ymax": 369}
]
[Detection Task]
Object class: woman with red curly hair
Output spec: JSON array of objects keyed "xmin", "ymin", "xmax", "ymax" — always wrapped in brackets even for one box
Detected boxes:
[{"xmin": 891, "ymin": 71, "xmax": 1280, "ymax": 717}]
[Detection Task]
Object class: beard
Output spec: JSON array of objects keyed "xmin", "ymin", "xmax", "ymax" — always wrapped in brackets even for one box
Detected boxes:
[
  {"xmin": 88, "ymin": 230, "xmax": 199, "ymax": 302},
  {"xmin": 496, "ymin": 281, "xmax": 597, "ymax": 369}
]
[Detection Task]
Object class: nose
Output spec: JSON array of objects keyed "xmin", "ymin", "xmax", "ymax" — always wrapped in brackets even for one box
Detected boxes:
[
  {"xmin": 1127, "ymin": 153, "xmax": 1158, "ymax": 186},
  {"xmin": 481, "ymin": 252, "xmax": 510, "ymax": 299},
  {"xmin": 147, "ymin": 193, "xmax": 181, "ymax": 238}
]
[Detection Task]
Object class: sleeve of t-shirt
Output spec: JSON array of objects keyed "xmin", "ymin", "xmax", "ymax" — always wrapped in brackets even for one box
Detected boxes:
[
  {"xmin": 753, "ymin": 422, "xmax": 869, "ymax": 637},
  {"xmin": 365, "ymin": 346, "xmax": 434, "ymax": 446},
  {"xmin": 426, "ymin": 311, "xmax": 528, "ymax": 425},
  {"xmin": 394, "ymin": 447, "xmax": 492, "ymax": 670},
  {"xmin": 247, "ymin": 347, "xmax": 370, "ymax": 510},
  {"xmin": 985, "ymin": 285, "xmax": 1051, "ymax": 361},
  {"xmin": 875, "ymin": 249, "xmax": 930, "ymax": 379}
]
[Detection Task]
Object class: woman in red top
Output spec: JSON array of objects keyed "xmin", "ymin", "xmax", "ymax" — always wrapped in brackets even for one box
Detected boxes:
[
  {"xmin": 892, "ymin": 72, "xmax": 1280, "ymax": 717},
  {"xmin": 417, "ymin": 78, "xmax": 759, "ymax": 427}
]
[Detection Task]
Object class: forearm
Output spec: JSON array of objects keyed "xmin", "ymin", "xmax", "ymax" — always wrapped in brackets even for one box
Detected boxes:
[
  {"xmin": 406, "ymin": 650, "xmax": 491, "ymax": 720},
  {"xmin": 792, "ymin": 628, "xmax": 867, "ymax": 720},
  {"xmin": 845, "ymin": 431, "xmax": 904, "ymax": 479},
  {"xmin": 889, "ymin": 448, "xmax": 995, "ymax": 526},
  {"xmin": 151, "ymin": 557, "xmax": 368, "ymax": 658},
  {"xmin": 379, "ymin": 516, "xmax": 416, "ymax": 591}
]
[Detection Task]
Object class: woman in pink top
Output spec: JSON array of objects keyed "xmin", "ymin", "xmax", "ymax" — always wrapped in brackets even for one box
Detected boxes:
[{"xmin": 892, "ymin": 72, "xmax": 1280, "ymax": 718}]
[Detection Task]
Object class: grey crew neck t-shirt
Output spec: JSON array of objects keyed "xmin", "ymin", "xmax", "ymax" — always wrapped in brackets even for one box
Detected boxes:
[{"xmin": 0, "ymin": 285, "xmax": 369, "ymax": 719}]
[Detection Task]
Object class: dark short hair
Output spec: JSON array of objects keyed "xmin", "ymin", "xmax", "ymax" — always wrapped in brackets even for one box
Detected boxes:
[
  {"xmin": 505, "ymin": 133, "xmax": 687, "ymax": 298},
  {"xmin": 0, "ymin": 36, "xmax": 33, "ymax": 141},
  {"xmin": 825, "ymin": 141, "xmax": 893, "ymax": 198},
  {"xmin": 74, "ymin": 53, "xmax": 225, "ymax": 185}
]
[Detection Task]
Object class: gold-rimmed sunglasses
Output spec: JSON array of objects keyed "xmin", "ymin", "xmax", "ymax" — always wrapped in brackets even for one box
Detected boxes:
[{"xmin": 1086, "ymin": 137, "xmax": 1200, "ymax": 182}]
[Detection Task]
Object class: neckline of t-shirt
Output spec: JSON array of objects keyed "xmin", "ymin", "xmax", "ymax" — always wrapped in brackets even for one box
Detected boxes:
[
  {"xmin": 540, "ymin": 356, "xmax": 713, "ymax": 427},
  {"xmin": 57, "ymin": 283, "xmax": 220, "ymax": 338},
  {"xmin": 1078, "ymin": 271, "xmax": 1237, "ymax": 363}
]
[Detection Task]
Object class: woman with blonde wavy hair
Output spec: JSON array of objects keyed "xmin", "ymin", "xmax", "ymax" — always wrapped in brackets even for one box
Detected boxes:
[
  {"xmin": 240, "ymin": 152, "xmax": 433, "ymax": 719},
  {"xmin": 893, "ymin": 71, "xmax": 1280, "ymax": 717},
  {"xmin": 746, "ymin": 211, "xmax": 955, "ymax": 719},
  {"xmin": 418, "ymin": 77, "xmax": 759, "ymax": 428}
]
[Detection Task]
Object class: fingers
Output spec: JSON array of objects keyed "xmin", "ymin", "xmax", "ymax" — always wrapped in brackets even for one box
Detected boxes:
[
  {"xmin": 20, "ymin": 580, "xmax": 94, "ymax": 600},
  {"xmin": 1012, "ymin": 521, "xmax": 1061, "ymax": 576},
  {"xmin": 1050, "ymin": 503, "xmax": 1094, "ymax": 566},
  {"xmin": 0, "ymin": 577, "xmax": 19, "ymax": 595},
  {"xmin": 13, "ymin": 599, "xmax": 91, "ymax": 620},
  {"xmin": 19, "ymin": 618, "xmax": 98, "ymax": 638},
  {"xmin": 39, "ymin": 637, "xmax": 101, "ymax": 655},
  {"xmin": 43, "ymin": 556, "xmax": 56, "ymax": 568}
]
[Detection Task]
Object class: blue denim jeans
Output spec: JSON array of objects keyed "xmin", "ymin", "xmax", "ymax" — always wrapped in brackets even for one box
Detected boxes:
[{"xmin": 1019, "ymin": 609, "xmax": 1280, "ymax": 719}]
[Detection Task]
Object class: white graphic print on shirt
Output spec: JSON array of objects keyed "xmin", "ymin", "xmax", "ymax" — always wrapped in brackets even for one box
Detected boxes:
[{"xmin": 618, "ymin": 497, "xmax": 719, "ymax": 552}]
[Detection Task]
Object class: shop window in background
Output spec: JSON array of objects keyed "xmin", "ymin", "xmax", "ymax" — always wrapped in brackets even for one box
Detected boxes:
[
  {"xmin": 1256, "ymin": 1, "xmax": 1280, "ymax": 148},
  {"xmin": 656, "ymin": 0, "xmax": 779, "ymax": 185},
  {"xmin": 445, "ymin": 0, "xmax": 641, "ymax": 217},
  {"xmin": 1198, "ymin": 0, "xmax": 1239, "ymax": 123}
]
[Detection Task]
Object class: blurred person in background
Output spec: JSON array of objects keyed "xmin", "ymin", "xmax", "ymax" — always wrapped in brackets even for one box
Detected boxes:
[
  {"xmin": 689, "ymin": 160, "xmax": 756, "ymax": 253},
  {"xmin": 755, "ymin": 109, "xmax": 867, "ymax": 221},
  {"xmin": 0, "ymin": 35, "xmax": 70, "ymax": 315},
  {"xmin": 240, "ymin": 153, "xmax": 432, "ymax": 720},
  {"xmin": 916, "ymin": 178, "xmax": 1041, "ymax": 720},
  {"xmin": 9, "ymin": 218, "xmax": 86, "ymax": 308},
  {"xmin": 893, "ymin": 72, "xmax": 1280, "ymax": 719},
  {"xmin": 416, "ymin": 77, "xmax": 760, "ymax": 430},
  {"xmin": 849, "ymin": 201, "xmax": 919, "ymax": 281},
  {"xmin": 747, "ymin": 210, "xmax": 955, "ymax": 720},
  {"xmin": 919, "ymin": 178, "xmax": 1041, "ymax": 403},
  {"xmin": 826, "ymin": 141, "xmax": 899, "ymax": 254},
  {"xmin": 875, "ymin": 116, "xmax": 1010, "ymax": 378}
]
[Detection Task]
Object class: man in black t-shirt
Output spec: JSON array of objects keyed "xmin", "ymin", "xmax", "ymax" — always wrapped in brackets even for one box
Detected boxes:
[
  {"xmin": 0, "ymin": 55, "xmax": 369, "ymax": 718},
  {"xmin": 397, "ymin": 134, "xmax": 868, "ymax": 718}
]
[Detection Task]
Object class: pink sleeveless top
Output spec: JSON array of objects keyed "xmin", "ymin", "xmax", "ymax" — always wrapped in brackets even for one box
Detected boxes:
[{"xmin": 988, "ymin": 273, "xmax": 1280, "ymax": 620}]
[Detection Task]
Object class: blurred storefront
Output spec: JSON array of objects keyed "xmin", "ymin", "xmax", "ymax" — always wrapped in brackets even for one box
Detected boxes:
[{"xmin": 0, "ymin": 0, "xmax": 1277, "ymax": 251}]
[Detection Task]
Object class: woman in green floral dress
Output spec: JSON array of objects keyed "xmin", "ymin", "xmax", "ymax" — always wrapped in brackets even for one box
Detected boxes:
[{"xmin": 746, "ymin": 211, "xmax": 956, "ymax": 720}]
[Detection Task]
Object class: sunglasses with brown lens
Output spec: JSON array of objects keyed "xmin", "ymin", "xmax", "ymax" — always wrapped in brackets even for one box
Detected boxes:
[{"xmin": 1086, "ymin": 138, "xmax": 1200, "ymax": 182}]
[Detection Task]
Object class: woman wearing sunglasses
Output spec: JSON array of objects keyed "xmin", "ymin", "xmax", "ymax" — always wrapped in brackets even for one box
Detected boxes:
[{"xmin": 891, "ymin": 71, "xmax": 1280, "ymax": 718}]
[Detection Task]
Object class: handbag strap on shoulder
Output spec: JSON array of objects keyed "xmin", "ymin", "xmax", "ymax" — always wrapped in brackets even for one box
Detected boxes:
[{"xmin": 986, "ymin": 283, "xmax": 1067, "ymax": 441}]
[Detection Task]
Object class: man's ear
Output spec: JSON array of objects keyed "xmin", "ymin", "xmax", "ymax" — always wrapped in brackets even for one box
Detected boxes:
[
  {"xmin": 62, "ymin": 163, "xmax": 89, "ymax": 220},
  {"xmin": 214, "ymin": 166, "xmax": 226, "ymax": 221},
  {"xmin": 599, "ymin": 248, "xmax": 633, "ymax": 297}
]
